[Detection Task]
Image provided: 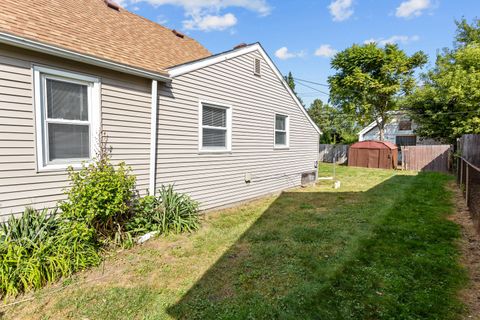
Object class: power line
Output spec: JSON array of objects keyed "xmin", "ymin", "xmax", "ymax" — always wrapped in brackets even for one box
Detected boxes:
[
  {"xmin": 293, "ymin": 77, "xmax": 330, "ymax": 87},
  {"xmin": 295, "ymin": 81, "xmax": 330, "ymax": 97}
]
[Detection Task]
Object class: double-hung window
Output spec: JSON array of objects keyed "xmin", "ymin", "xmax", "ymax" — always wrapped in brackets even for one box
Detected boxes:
[
  {"xmin": 34, "ymin": 66, "xmax": 100, "ymax": 171},
  {"xmin": 199, "ymin": 102, "xmax": 231, "ymax": 152},
  {"xmin": 274, "ymin": 114, "xmax": 289, "ymax": 148}
]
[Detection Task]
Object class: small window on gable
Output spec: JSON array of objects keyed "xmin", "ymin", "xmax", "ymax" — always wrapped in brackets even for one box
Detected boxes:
[
  {"xmin": 274, "ymin": 114, "xmax": 289, "ymax": 148},
  {"xmin": 34, "ymin": 66, "xmax": 100, "ymax": 171},
  {"xmin": 253, "ymin": 58, "xmax": 261, "ymax": 76},
  {"xmin": 398, "ymin": 119, "xmax": 412, "ymax": 131},
  {"xmin": 199, "ymin": 102, "xmax": 232, "ymax": 152}
]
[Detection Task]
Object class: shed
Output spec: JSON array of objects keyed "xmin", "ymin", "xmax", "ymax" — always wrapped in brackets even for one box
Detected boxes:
[{"xmin": 348, "ymin": 140, "xmax": 398, "ymax": 169}]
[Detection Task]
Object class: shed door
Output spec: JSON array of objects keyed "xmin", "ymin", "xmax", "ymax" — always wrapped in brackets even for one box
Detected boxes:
[{"xmin": 368, "ymin": 150, "xmax": 380, "ymax": 168}]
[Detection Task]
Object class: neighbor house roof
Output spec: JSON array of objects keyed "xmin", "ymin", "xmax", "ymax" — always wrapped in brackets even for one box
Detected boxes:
[
  {"xmin": 0, "ymin": 0, "xmax": 211, "ymax": 78},
  {"xmin": 358, "ymin": 111, "xmax": 409, "ymax": 139}
]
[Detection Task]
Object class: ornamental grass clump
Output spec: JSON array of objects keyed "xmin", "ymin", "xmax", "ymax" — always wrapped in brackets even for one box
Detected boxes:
[
  {"xmin": 127, "ymin": 185, "xmax": 200, "ymax": 236},
  {"xmin": 0, "ymin": 208, "xmax": 101, "ymax": 297}
]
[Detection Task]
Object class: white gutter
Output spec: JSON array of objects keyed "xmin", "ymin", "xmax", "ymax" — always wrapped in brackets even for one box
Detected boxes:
[
  {"xmin": 0, "ymin": 32, "xmax": 170, "ymax": 82},
  {"xmin": 149, "ymin": 80, "xmax": 158, "ymax": 195}
]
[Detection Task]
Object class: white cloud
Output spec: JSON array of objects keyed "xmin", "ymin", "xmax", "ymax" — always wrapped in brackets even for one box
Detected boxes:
[
  {"xmin": 274, "ymin": 47, "xmax": 305, "ymax": 60},
  {"xmin": 133, "ymin": 0, "xmax": 272, "ymax": 16},
  {"xmin": 129, "ymin": 0, "xmax": 271, "ymax": 31},
  {"xmin": 314, "ymin": 44, "xmax": 337, "ymax": 58},
  {"xmin": 364, "ymin": 35, "xmax": 420, "ymax": 45},
  {"xmin": 115, "ymin": 0, "xmax": 129, "ymax": 7},
  {"xmin": 328, "ymin": 0, "xmax": 354, "ymax": 22},
  {"xmin": 184, "ymin": 13, "xmax": 237, "ymax": 31},
  {"xmin": 157, "ymin": 14, "xmax": 168, "ymax": 24},
  {"xmin": 395, "ymin": 0, "xmax": 432, "ymax": 18}
]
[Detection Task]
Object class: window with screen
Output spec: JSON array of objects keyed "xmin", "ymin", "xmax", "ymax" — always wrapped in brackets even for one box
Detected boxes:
[
  {"xmin": 34, "ymin": 66, "xmax": 99, "ymax": 170},
  {"xmin": 200, "ymin": 102, "xmax": 231, "ymax": 151},
  {"xmin": 275, "ymin": 114, "xmax": 289, "ymax": 148}
]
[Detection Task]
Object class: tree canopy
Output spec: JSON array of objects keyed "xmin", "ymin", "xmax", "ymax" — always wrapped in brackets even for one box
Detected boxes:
[
  {"xmin": 328, "ymin": 43, "xmax": 427, "ymax": 140},
  {"xmin": 407, "ymin": 18, "xmax": 480, "ymax": 143},
  {"xmin": 307, "ymin": 99, "xmax": 358, "ymax": 144},
  {"xmin": 284, "ymin": 71, "xmax": 304, "ymax": 106}
]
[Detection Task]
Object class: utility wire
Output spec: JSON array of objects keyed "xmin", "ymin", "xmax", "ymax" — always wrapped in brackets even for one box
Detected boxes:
[{"xmin": 295, "ymin": 81, "xmax": 330, "ymax": 97}]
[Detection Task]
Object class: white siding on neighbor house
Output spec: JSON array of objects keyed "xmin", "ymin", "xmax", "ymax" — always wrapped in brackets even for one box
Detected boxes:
[
  {"xmin": 156, "ymin": 50, "xmax": 319, "ymax": 210},
  {"xmin": 361, "ymin": 114, "xmax": 417, "ymax": 144},
  {"xmin": 0, "ymin": 45, "xmax": 152, "ymax": 219}
]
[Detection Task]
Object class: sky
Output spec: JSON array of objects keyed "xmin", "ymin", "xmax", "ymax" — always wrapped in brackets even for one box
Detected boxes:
[{"xmin": 118, "ymin": 0, "xmax": 480, "ymax": 106}]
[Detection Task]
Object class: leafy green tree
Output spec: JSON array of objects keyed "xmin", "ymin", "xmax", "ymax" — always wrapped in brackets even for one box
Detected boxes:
[
  {"xmin": 308, "ymin": 99, "xmax": 358, "ymax": 144},
  {"xmin": 455, "ymin": 18, "xmax": 480, "ymax": 47},
  {"xmin": 407, "ymin": 18, "xmax": 480, "ymax": 143},
  {"xmin": 328, "ymin": 43, "xmax": 427, "ymax": 140},
  {"xmin": 284, "ymin": 71, "xmax": 304, "ymax": 106}
]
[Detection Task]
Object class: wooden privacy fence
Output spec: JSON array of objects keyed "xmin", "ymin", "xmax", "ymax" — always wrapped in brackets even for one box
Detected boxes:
[
  {"xmin": 319, "ymin": 144, "xmax": 349, "ymax": 163},
  {"xmin": 401, "ymin": 145, "xmax": 451, "ymax": 173},
  {"xmin": 458, "ymin": 134, "xmax": 480, "ymax": 166},
  {"xmin": 457, "ymin": 156, "xmax": 480, "ymax": 232},
  {"xmin": 456, "ymin": 134, "xmax": 480, "ymax": 233}
]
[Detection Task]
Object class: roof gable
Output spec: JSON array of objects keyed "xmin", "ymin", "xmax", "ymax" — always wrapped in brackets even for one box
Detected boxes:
[
  {"xmin": 168, "ymin": 43, "xmax": 321, "ymax": 134},
  {"xmin": 0, "ymin": 0, "xmax": 211, "ymax": 76}
]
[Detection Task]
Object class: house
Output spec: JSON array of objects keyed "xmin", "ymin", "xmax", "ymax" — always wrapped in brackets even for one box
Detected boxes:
[
  {"xmin": 358, "ymin": 112, "xmax": 418, "ymax": 147},
  {"xmin": 358, "ymin": 112, "xmax": 439, "ymax": 146},
  {"xmin": 0, "ymin": 0, "xmax": 320, "ymax": 219}
]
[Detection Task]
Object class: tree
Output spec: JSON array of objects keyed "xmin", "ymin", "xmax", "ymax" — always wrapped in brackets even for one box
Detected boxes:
[
  {"xmin": 308, "ymin": 99, "xmax": 358, "ymax": 144},
  {"xmin": 455, "ymin": 18, "xmax": 480, "ymax": 47},
  {"xmin": 407, "ymin": 18, "xmax": 480, "ymax": 143},
  {"xmin": 284, "ymin": 71, "xmax": 304, "ymax": 106},
  {"xmin": 328, "ymin": 43, "xmax": 427, "ymax": 140}
]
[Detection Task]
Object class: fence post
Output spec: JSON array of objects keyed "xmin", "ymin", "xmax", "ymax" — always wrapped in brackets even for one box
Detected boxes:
[
  {"xmin": 460, "ymin": 158, "xmax": 463, "ymax": 187},
  {"xmin": 465, "ymin": 162, "xmax": 469, "ymax": 206}
]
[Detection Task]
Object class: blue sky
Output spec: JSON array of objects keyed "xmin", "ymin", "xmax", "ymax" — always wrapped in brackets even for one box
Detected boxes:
[{"xmin": 119, "ymin": 0, "xmax": 480, "ymax": 106}]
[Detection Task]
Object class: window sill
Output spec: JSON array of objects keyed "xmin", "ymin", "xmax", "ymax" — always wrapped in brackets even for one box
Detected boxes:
[
  {"xmin": 198, "ymin": 149, "xmax": 232, "ymax": 155},
  {"xmin": 36, "ymin": 161, "xmax": 90, "ymax": 173},
  {"xmin": 274, "ymin": 146, "xmax": 290, "ymax": 150}
]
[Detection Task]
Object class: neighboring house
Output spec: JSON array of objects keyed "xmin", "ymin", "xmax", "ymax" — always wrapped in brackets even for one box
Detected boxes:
[
  {"xmin": 0, "ymin": 0, "xmax": 320, "ymax": 219},
  {"xmin": 359, "ymin": 112, "xmax": 429, "ymax": 147}
]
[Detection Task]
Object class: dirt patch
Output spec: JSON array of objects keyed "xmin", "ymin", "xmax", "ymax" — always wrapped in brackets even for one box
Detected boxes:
[{"xmin": 448, "ymin": 181, "xmax": 480, "ymax": 319}]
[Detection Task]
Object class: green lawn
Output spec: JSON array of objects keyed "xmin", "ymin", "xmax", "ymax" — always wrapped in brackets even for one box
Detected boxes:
[{"xmin": 4, "ymin": 165, "xmax": 466, "ymax": 319}]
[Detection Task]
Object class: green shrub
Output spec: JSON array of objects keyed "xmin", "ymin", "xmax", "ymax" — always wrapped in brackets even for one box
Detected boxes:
[
  {"xmin": 127, "ymin": 185, "xmax": 200, "ymax": 236},
  {"xmin": 60, "ymin": 153, "xmax": 136, "ymax": 242},
  {"xmin": 0, "ymin": 208, "xmax": 101, "ymax": 297}
]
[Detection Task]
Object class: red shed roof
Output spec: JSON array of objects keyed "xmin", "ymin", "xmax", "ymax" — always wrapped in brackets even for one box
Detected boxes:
[{"xmin": 350, "ymin": 140, "xmax": 397, "ymax": 150}]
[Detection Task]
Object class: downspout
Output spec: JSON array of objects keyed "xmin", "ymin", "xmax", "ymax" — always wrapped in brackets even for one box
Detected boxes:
[{"xmin": 149, "ymin": 80, "xmax": 158, "ymax": 195}]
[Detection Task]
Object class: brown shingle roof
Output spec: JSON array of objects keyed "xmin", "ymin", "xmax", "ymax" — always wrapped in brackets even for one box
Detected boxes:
[{"xmin": 0, "ymin": 0, "xmax": 211, "ymax": 76}]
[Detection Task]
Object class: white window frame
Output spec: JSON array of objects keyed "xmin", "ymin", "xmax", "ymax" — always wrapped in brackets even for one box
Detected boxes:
[
  {"xmin": 274, "ymin": 113, "xmax": 289, "ymax": 149},
  {"xmin": 198, "ymin": 100, "xmax": 232, "ymax": 153},
  {"xmin": 33, "ymin": 66, "xmax": 101, "ymax": 172}
]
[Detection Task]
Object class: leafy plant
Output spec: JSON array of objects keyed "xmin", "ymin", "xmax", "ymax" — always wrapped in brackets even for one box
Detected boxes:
[
  {"xmin": 0, "ymin": 208, "xmax": 101, "ymax": 297},
  {"xmin": 60, "ymin": 145, "xmax": 136, "ymax": 242},
  {"xmin": 0, "ymin": 207, "xmax": 58, "ymax": 244},
  {"xmin": 127, "ymin": 185, "xmax": 200, "ymax": 236}
]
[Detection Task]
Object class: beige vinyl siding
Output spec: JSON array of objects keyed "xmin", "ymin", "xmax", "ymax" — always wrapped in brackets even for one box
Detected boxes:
[
  {"xmin": 0, "ymin": 45, "xmax": 152, "ymax": 219},
  {"xmin": 156, "ymin": 50, "xmax": 319, "ymax": 210}
]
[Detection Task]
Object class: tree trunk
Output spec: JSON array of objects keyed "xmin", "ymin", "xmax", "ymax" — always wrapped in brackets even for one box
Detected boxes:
[{"xmin": 374, "ymin": 117, "xmax": 385, "ymax": 141}]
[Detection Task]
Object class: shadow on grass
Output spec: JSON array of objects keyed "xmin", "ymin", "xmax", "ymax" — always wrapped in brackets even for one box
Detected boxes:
[{"xmin": 167, "ymin": 173, "xmax": 465, "ymax": 320}]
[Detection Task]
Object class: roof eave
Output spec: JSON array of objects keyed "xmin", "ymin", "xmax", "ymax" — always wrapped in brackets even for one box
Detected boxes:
[
  {"xmin": 168, "ymin": 42, "xmax": 322, "ymax": 135},
  {"xmin": 0, "ymin": 32, "xmax": 171, "ymax": 82}
]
